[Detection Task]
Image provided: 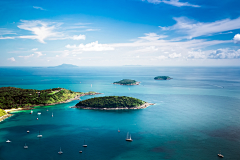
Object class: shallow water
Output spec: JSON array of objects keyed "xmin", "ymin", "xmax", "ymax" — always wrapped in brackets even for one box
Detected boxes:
[{"xmin": 0, "ymin": 66, "xmax": 240, "ymax": 159}]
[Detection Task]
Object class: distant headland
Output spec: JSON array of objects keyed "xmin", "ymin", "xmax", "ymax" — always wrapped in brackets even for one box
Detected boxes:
[
  {"xmin": 74, "ymin": 96, "xmax": 154, "ymax": 110},
  {"xmin": 154, "ymin": 76, "xmax": 172, "ymax": 80},
  {"xmin": 48, "ymin": 64, "xmax": 79, "ymax": 68},
  {"xmin": 113, "ymin": 79, "xmax": 140, "ymax": 85}
]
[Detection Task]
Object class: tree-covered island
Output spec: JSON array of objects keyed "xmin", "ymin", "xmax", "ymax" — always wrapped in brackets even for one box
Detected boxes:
[
  {"xmin": 113, "ymin": 79, "xmax": 140, "ymax": 85},
  {"xmin": 75, "ymin": 96, "xmax": 154, "ymax": 110},
  {"xmin": 0, "ymin": 87, "xmax": 100, "ymax": 109},
  {"xmin": 154, "ymin": 76, "xmax": 172, "ymax": 80}
]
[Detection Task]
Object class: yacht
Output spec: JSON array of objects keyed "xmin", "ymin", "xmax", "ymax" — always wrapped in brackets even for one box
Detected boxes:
[
  {"xmin": 83, "ymin": 140, "xmax": 87, "ymax": 147},
  {"xmin": 37, "ymin": 112, "xmax": 41, "ymax": 115},
  {"xmin": 24, "ymin": 143, "xmax": 28, "ymax": 149},
  {"xmin": 30, "ymin": 110, "xmax": 33, "ymax": 114},
  {"xmin": 79, "ymin": 151, "xmax": 82, "ymax": 153},
  {"xmin": 37, "ymin": 131, "xmax": 42, "ymax": 138},
  {"xmin": 52, "ymin": 112, "xmax": 53, "ymax": 117},
  {"xmin": 6, "ymin": 140, "xmax": 11, "ymax": 143},
  {"xmin": 218, "ymin": 151, "xmax": 224, "ymax": 158},
  {"xmin": 118, "ymin": 129, "xmax": 120, "ymax": 132},
  {"xmin": 27, "ymin": 130, "xmax": 30, "ymax": 133},
  {"xmin": 58, "ymin": 147, "xmax": 63, "ymax": 154},
  {"xmin": 126, "ymin": 132, "xmax": 133, "ymax": 142}
]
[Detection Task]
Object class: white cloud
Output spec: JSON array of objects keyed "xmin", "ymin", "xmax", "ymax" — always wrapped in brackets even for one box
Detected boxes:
[
  {"xmin": 35, "ymin": 51, "xmax": 45, "ymax": 57},
  {"xmin": 66, "ymin": 41, "xmax": 114, "ymax": 51},
  {"xmin": 18, "ymin": 20, "xmax": 61, "ymax": 43},
  {"xmin": 233, "ymin": 34, "xmax": 240, "ymax": 44},
  {"xmin": 86, "ymin": 29, "xmax": 100, "ymax": 31},
  {"xmin": 8, "ymin": 57, "xmax": 15, "ymax": 62},
  {"xmin": 156, "ymin": 55, "xmax": 168, "ymax": 60},
  {"xmin": 187, "ymin": 50, "xmax": 206, "ymax": 59},
  {"xmin": 33, "ymin": 6, "xmax": 45, "ymax": 10},
  {"xmin": 0, "ymin": 36, "xmax": 15, "ymax": 39},
  {"xmin": 18, "ymin": 54, "xmax": 34, "ymax": 59},
  {"xmin": 160, "ymin": 17, "xmax": 240, "ymax": 39},
  {"xmin": 169, "ymin": 52, "xmax": 181, "ymax": 58},
  {"xmin": 208, "ymin": 48, "xmax": 240, "ymax": 59},
  {"xmin": 71, "ymin": 34, "xmax": 86, "ymax": 40},
  {"xmin": 32, "ymin": 48, "xmax": 38, "ymax": 51},
  {"xmin": 145, "ymin": 0, "xmax": 200, "ymax": 7},
  {"xmin": 0, "ymin": 28, "xmax": 16, "ymax": 35},
  {"xmin": 138, "ymin": 33, "xmax": 167, "ymax": 41}
]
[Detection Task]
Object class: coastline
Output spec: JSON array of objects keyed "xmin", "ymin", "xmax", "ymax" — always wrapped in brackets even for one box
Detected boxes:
[
  {"xmin": 113, "ymin": 82, "xmax": 140, "ymax": 85},
  {"xmin": 0, "ymin": 92, "xmax": 102, "ymax": 123},
  {"xmin": 74, "ymin": 102, "xmax": 155, "ymax": 110}
]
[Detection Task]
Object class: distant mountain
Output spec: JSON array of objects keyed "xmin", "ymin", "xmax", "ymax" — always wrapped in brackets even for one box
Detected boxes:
[{"xmin": 48, "ymin": 64, "xmax": 79, "ymax": 68}]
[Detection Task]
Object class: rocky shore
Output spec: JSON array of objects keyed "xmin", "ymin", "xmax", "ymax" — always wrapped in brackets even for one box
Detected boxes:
[{"xmin": 74, "ymin": 102, "xmax": 154, "ymax": 110}]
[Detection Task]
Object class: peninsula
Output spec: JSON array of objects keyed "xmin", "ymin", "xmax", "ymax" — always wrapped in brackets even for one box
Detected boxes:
[
  {"xmin": 0, "ymin": 87, "xmax": 101, "ymax": 121},
  {"xmin": 154, "ymin": 76, "xmax": 172, "ymax": 80},
  {"xmin": 113, "ymin": 79, "xmax": 140, "ymax": 85},
  {"xmin": 75, "ymin": 96, "xmax": 154, "ymax": 110}
]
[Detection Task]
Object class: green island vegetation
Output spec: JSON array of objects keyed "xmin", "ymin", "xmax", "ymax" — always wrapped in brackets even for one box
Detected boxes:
[
  {"xmin": 154, "ymin": 76, "xmax": 172, "ymax": 80},
  {"xmin": 76, "ymin": 96, "xmax": 145, "ymax": 108},
  {"xmin": 0, "ymin": 87, "xmax": 97, "ymax": 109},
  {"xmin": 0, "ymin": 109, "xmax": 7, "ymax": 117},
  {"xmin": 113, "ymin": 79, "xmax": 140, "ymax": 85}
]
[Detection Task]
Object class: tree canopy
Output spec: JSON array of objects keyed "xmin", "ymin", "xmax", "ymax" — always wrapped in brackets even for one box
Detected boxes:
[
  {"xmin": 0, "ymin": 87, "xmax": 82, "ymax": 109},
  {"xmin": 154, "ymin": 76, "xmax": 172, "ymax": 80},
  {"xmin": 76, "ymin": 96, "xmax": 145, "ymax": 108},
  {"xmin": 113, "ymin": 79, "xmax": 138, "ymax": 85}
]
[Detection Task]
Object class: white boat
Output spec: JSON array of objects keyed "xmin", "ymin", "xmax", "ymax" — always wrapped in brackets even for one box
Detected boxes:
[
  {"xmin": 118, "ymin": 128, "xmax": 120, "ymax": 132},
  {"xmin": 82, "ymin": 140, "xmax": 87, "ymax": 147},
  {"xmin": 6, "ymin": 140, "xmax": 11, "ymax": 143},
  {"xmin": 24, "ymin": 143, "xmax": 28, "ymax": 149},
  {"xmin": 52, "ymin": 112, "xmax": 53, "ymax": 117},
  {"xmin": 30, "ymin": 110, "xmax": 33, "ymax": 114},
  {"xmin": 27, "ymin": 130, "xmax": 30, "ymax": 133},
  {"xmin": 218, "ymin": 150, "xmax": 224, "ymax": 158},
  {"xmin": 37, "ymin": 112, "xmax": 41, "ymax": 115},
  {"xmin": 58, "ymin": 147, "xmax": 63, "ymax": 154},
  {"xmin": 79, "ymin": 151, "xmax": 82, "ymax": 153},
  {"xmin": 126, "ymin": 132, "xmax": 133, "ymax": 142},
  {"xmin": 37, "ymin": 131, "xmax": 42, "ymax": 138}
]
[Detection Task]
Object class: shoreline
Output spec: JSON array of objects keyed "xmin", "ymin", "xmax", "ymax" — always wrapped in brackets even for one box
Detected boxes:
[
  {"xmin": 74, "ymin": 102, "xmax": 155, "ymax": 110},
  {"xmin": 0, "ymin": 92, "xmax": 102, "ymax": 123},
  {"xmin": 113, "ymin": 82, "xmax": 140, "ymax": 86}
]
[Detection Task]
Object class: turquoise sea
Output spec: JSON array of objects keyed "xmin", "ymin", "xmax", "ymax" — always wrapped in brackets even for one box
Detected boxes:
[{"xmin": 0, "ymin": 66, "xmax": 240, "ymax": 160}]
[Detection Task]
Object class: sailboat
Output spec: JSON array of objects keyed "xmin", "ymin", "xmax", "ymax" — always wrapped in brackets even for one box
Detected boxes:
[
  {"xmin": 37, "ymin": 131, "xmax": 42, "ymax": 138},
  {"xmin": 82, "ymin": 140, "xmax": 87, "ymax": 147},
  {"xmin": 118, "ymin": 128, "xmax": 120, "ymax": 132},
  {"xmin": 218, "ymin": 150, "xmax": 224, "ymax": 158},
  {"xmin": 30, "ymin": 110, "xmax": 33, "ymax": 114},
  {"xmin": 24, "ymin": 143, "xmax": 28, "ymax": 149},
  {"xmin": 58, "ymin": 147, "xmax": 63, "ymax": 154},
  {"xmin": 126, "ymin": 132, "xmax": 133, "ymax": 142},
  {"xmin": 37, "ymin": 112, "xmax": 41, "ymax": 115},
  {"xmin": 6, "ymin": 140, "xmax": 11, "ymax": 143},
  {"xmin": 52, "ymin": 112, "xmax": 53, "ymax": 117}
]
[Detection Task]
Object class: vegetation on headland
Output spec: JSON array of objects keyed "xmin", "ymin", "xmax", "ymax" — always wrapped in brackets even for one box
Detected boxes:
[
  {"xmin": 76, "ymin": 96, "xmax": 145, "ymax": 108},
  {"xmin": 154, "ymin": 76, "xmax": 172, "ymax": 80},
  {"xmin": 0, "ymin": 87, "xmax": 99, "ymax": 109},
  {"xmin": 0, "ymin": 109, "xmax": 7, "ymax": 117},
  {"xmin": 113, "ymin": 79, "xmax": 140, "ymax": 85}
]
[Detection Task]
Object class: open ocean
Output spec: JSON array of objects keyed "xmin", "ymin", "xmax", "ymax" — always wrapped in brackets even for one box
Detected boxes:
[{"xmin": 0, "ymin": 66, "xmax": 240, "ymax": 160}]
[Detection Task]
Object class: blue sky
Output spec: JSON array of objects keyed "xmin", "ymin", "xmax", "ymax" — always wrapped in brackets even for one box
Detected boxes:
[{"xmin": 1, "ymin": 0, "xmax": 240, "ymax": 66}]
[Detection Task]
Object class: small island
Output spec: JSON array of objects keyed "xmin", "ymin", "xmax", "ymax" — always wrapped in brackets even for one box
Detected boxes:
[
  {"xmin": 75, "ymin": 96, "xmax": 154, "ymax": 110},
  {"xmin": 113, "ymin": 79, "xmax": 140, "ymax": 85},
  {"xmin": 0, "ymin": 87, "xmax": 101, "ymax": 122},
  {"xmin": 154, "ymin": 76, "xmax": 172, "ymax": 80}
]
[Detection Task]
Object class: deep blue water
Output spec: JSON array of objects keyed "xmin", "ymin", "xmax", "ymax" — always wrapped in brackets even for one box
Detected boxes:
[{"xmin": 0, "ymin": 66, "xmax": 240, "ymax": 160}]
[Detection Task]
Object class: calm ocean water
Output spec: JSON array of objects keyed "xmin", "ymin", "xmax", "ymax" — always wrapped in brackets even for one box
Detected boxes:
[{"xmin": 0, "ymin": 66, "xmax": 240, "ymax": 160}]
